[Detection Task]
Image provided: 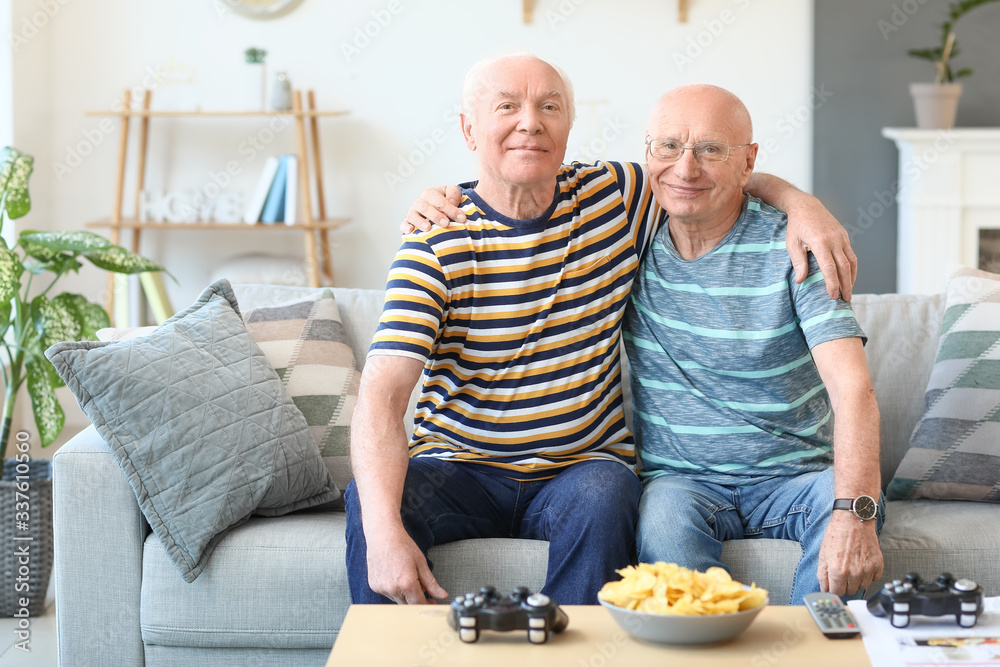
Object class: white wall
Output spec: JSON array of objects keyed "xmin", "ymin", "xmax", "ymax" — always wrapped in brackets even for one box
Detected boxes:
[
  {"xmin": 7, "ymin": 0, "xmax": 814, "ymax": 449},
  {"xmin": 11, "ymin": 0, "xmax": 814, "ymax": 305},
  {"xmin": 0, "ymin": 2, "xmax": 12, "ymax": 149}
]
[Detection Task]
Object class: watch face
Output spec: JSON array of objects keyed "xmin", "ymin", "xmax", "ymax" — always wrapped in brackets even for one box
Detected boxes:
[{"xmin": 853, "ymin": 495, "xmax": 877, "ymax": 521}]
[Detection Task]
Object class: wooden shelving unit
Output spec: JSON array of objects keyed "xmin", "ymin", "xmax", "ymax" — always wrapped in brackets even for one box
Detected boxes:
[{"xmin": 86, "ymin": 89, "xmax": 350, "ymax": 320}]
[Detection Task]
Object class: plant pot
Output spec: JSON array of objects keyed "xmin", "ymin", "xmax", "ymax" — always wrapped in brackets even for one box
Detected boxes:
[
  {"xmin": 0, "ymin": 459, "xmax": 53, "ymax": 616},
  {"xmin": 909, "ymin": 82, "xmax": 963, "ymax": 130}
]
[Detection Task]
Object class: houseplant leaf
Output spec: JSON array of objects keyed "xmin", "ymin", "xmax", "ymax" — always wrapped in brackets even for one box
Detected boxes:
[
  {"xmin": 31, "ymin": 295, "xmax": 82, "ymax": 389},
  {"xmin": 25, "ymin": 357, "xmax": 64, "ymax": 446},
  {"xmin": 0, "ymin": 147, "xmax": 34, "ymax": 220},
  {"xmin": 18, "ymin": 233, "xmax": 62, "ymax": 262},
  {"xmin": 22, "ymin": 255, "xmax": 83, "ymax": 275},
  {"xmin": 32, "ymin": 294, "xmax": 83, "ymax": 350},
  {"xmin": 20, "ymin": 230, "xmax": 113, "ymax": 254},
  {"xmin": 0, "ymin": 244, "xmax": 23, "ymax": 304},
  {"xmin": 53, "ymin": 293, "xmax": 110, "ymax": 340},
  {"xmin": 907, "ymin": 48, "xmax": 941, "ymax": 61},
  {"xmin": 83, "ymin": 245, "xmax": 165, "ymax": 274}
]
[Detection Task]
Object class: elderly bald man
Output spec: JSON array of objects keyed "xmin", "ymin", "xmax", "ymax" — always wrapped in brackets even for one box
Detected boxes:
[
  {"xmin": 350, "ymin": 53, "xmax": 859, "ymax": 607},
  {"xmin": 628, "ymin": 85, "xmax": 883, "ymax": 605}
]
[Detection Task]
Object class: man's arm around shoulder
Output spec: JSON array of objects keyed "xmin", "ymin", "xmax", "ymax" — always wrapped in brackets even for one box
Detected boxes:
[
  {"xmin": 350, "ymin": 354, "xmax": 447, "ymax": 604},
  {"xmin": 810, "ymin": 338, "xmax": 884, "ymax": 597},
  {"xmin": 746, "ymin": 173, "xmax": 857, "ymax": 301}
]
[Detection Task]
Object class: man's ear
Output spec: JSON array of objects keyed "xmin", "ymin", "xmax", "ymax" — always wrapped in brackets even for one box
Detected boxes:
[
  {"xmin": 739, "ymin": 143, "xmax": 759, "ymax": 186},
  {"xmin": 460, "ymin": 111, "xmax": 477, "ymax": 151}
]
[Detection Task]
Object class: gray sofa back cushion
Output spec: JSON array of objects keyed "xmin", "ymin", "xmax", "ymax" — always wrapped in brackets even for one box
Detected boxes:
[
  {"xmin": 851, "ymin": 293, "xmax": 945, "ymax": 490},
  {"xmin": 232, "ymin": 286, "xmax": 945, "ymax": 494}
]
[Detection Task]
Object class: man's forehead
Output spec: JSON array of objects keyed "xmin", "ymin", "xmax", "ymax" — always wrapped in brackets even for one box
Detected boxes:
[
  {"xmin": 482, "ymin": 58, "xmax": 564, "ymax": 91},
  {"xmin": 649, "ymin": 119, "xmax": 730, "ymax": 141},
  {"xmin": 649, "ymin": 91, "xmax": 751, "ymax": 140},
  {"xmin": 491, "ymin": 88, "xmax": 565, "ymax": 101}
]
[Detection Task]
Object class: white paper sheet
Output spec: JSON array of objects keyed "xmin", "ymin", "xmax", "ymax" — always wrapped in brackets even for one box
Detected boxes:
[{"xmin": 849, "ymin": 596, "xmax": 1000, "ymax": 666}]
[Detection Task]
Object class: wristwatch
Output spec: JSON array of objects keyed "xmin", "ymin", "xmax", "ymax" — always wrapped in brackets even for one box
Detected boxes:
[{"xmin": 833, "ymin": 495, "xmax": 878, "ymax": 521}]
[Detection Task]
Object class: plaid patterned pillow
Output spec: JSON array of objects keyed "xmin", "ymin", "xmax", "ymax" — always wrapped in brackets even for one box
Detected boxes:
[
  {"xmin": 243, "ymin": 290, "xmax": 359, "ymax": 503},
  {"xmin": 887, "ymin": 266, "xmax": 1000, "ymax": 502}
]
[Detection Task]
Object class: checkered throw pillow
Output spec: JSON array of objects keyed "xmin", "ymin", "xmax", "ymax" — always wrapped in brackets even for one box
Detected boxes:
[
  {"xmin": 887, "ymin": 266, "xmax": 1000, "ymax": 502},
  {"xmin": 242, "ymin": 290, "xmax": 359, "ymax": 501}
]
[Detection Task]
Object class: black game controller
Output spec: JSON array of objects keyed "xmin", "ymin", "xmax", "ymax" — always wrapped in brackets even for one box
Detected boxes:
[
  {"xmin": 867, "ymin": 572, "xmax": 984, "ymax": 628},
  {"xmin": 448, "ymin": 586, "xmax": 569, "ymax": 644}
]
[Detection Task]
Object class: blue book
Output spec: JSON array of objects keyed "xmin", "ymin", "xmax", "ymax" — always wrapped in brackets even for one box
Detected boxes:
[
  {"xmin": 243, "ymin": 156, "xmax": 280, "ymax": 224},
  {"xmin": 260, "ymin": 156, "xmax": 288, "ymax": 224}
]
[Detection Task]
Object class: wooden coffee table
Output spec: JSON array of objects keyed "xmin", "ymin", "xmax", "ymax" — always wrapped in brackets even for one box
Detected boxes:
[{"xmin": 327, "ymin": 604, "xmax": 872, "ymax": 666}]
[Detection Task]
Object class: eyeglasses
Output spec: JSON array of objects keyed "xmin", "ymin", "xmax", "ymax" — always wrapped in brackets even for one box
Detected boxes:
[{"xmin": 645, "ymin": 136, "xmax": 752, "ymax": 163}]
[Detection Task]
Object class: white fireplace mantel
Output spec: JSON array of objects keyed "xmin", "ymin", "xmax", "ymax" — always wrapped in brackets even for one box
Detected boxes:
[{"xmin": 882, "ymin": 127, "xmax": 1000, "ymax": 294}]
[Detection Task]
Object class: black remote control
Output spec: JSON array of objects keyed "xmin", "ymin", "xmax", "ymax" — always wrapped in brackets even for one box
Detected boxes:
[{"xmin": 804, "ymin": 592, "xmax": 861, "ymax": 639}]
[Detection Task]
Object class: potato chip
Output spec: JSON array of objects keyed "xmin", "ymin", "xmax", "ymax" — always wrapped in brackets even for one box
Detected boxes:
[{"xmin": 598, "ymin": 562, "xmax": 768, "ymax": 615}]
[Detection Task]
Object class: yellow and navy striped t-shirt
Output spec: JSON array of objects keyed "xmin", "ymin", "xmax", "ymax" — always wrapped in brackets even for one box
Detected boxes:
[{"xmin": 369, "ymin": 161, "xmax": 660, "ymax": 479}]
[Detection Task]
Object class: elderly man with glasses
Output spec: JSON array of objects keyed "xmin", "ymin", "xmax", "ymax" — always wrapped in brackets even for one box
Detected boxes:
[
  {"xmin": 628, "ymin": 84, "xmax": 884, "ymax": 605},
  {"xmin": 359, "ymin": 54, "xmax": 864, "ymax": 607}
]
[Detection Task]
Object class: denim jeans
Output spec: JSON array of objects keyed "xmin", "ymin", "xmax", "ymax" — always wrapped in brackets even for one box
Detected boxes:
[
  {"xmin": 636, "ymin": 468, "xmax": 886, "ymax": 605},
  {"xmin": 345, "ymin": 457, "xmax": 642, "ymax": 605}
]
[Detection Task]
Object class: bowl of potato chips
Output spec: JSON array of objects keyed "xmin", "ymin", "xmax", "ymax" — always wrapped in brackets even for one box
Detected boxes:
[{"xmin": 598, "ymin": 562, "xmax": 769, "ymax": 645}]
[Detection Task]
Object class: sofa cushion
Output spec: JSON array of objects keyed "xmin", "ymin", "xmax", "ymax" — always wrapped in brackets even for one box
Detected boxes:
[
  {"xmin": 850, "ymin": 293, "xmax": 945, "ymax": 490},
  {"xmin": 231, "ymin": 285, "xmax": 384, "ymax": 373},
  {"xmin": 242, "ymin": 290, "xmax": 360, "ymax": 496},
  {"xmin": 139, "ymin": 514, "xmax": 550, "ymax": 649},
  {"xmin": 874, "ymin": 499, "xmax": 1000, "ymax": 595},
  {"xmin": 98, "ymin": 290, "xmax": 362, "ymax": 497},
  {"xmin": 141, "ymin": 513, "xmax": 350, "ymax": 650},
  {"xmin": 47, "ymin": 280, "xmax": 340, "ymax": 583},
  {"xmin": 887, "ymin": 266, "xmax": 1000, "ymax": 502}
]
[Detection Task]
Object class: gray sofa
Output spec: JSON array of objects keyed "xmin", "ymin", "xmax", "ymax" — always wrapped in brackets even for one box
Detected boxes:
[{"xmin": 53, "ymin": 284, "xmax": 1000, "ymax": 666}]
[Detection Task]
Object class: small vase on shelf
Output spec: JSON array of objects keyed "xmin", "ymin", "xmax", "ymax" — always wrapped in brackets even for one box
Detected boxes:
[
  {"xmin": 270, "ymin": 72, "xmax": 292, "ymax": 111},
  {"xmin": 244, "ymin": 47, "xmax": 267, "ymax": 111}
]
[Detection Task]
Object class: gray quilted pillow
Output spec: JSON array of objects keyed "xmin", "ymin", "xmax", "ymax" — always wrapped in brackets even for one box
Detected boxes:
[{"xmin": 46, "ymin": 280, "xmax": 340, "ymax": 583}]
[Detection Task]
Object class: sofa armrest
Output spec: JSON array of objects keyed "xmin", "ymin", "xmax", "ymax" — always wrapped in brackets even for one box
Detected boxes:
[{"xmin": 53, "ymin": 425, "xmax": 148, "ymax": 666}]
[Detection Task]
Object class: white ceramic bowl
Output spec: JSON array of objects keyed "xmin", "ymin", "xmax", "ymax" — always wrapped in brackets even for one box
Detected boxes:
[{"xmin": 599, "ymin": 596, "xmax": 769, "ymax": 645}]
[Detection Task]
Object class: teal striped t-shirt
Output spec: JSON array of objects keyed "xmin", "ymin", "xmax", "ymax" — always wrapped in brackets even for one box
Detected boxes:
[{"xmin": 623, "ymin": 195, "xmax": 866, "ymax": 485}]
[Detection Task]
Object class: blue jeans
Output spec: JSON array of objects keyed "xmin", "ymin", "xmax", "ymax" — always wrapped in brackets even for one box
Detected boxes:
[
  {"xmin": 636, "ymin": 468, "xmax": 885, "ymax": 605},
  {"xmin": 345, "ymin": 457, "xmax": 642, "ymax": 605}
]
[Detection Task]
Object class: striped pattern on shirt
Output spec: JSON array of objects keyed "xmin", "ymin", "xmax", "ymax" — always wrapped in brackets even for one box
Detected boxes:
[
  {"xmin": 370, "ymin": 161, "xmax": 660, "ymax": 479},
  {"xmin": 624, "ymin": 195, "xmax": 866, "ymax": 485}
]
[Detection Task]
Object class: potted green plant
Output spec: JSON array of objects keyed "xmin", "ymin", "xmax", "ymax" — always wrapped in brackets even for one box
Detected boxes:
[
  {"xmin": 0, "ymin": 145, "xmax": 165, "ymax": 615},
  {"xmin": 908, "ymin": 0, "xmax": 1000, "ymax": 129}
]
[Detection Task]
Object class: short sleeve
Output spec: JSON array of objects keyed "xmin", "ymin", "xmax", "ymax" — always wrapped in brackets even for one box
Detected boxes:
[
  {"xmin": 604, "ymin": 161, "xmax": 661, "ymax": 258},
  {"xmin": 368, "ymin": 236, "xmax": 447, "ymax": 362},
  {"xmin": 792, "ymin": 255, "xmax": 867, "ymax": 349}
]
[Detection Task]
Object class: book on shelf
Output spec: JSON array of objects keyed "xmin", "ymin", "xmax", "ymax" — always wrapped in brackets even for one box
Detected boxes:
[
  {"xmin": 112, "ymin": 272, "xmax": 175, "ymax": 327},
  {"xmin": 113, "ymin": 273, "xmax": 145, "ymax": 327},
  {"xmin": 260, "ymin": 156, "xmax": 288, "ymax": 225},
  {"xmin": 139, "ymin": 272, "xmax": 175, "ymax": 324},
  {"xmin": 284, "ymin": 154, "xmax": 298, "ymax": 225},
  {"xmin": 243, "ymin": 156, "xmax": 280, "ymax": 224}
]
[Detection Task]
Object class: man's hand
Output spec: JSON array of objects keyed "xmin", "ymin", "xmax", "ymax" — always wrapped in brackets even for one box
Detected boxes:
[
  {"xmin": 366, "ymin": 525, "xmax": 448, "ymax": 605},
  {"xmin": 785, "ymin": 195, "xmax": 858, "ymax": 301},
  {"xmin": 401, "ymin": 185, "xmax": 466, "ymax": 233},
  {"xmin": 816, "ymin": 512, "xmax": 883, "ymax": 597}
]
